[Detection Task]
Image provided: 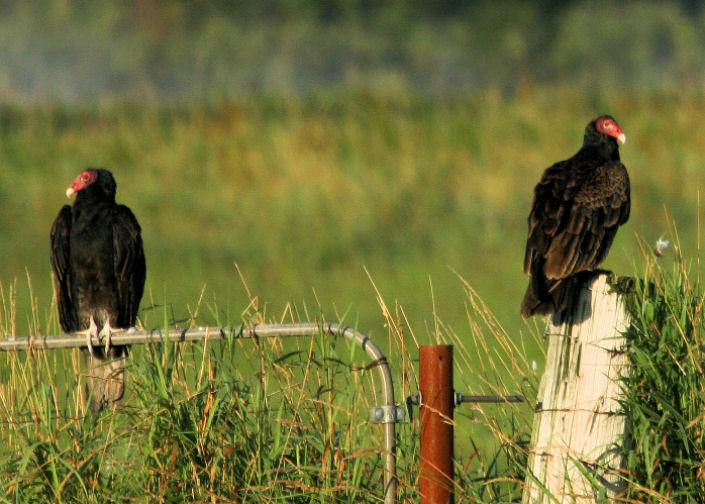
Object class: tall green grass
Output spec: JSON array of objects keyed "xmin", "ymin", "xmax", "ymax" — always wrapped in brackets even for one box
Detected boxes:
[
  {"xmin": 618, "ymin": 230, "xmax": 705, "ymax": 503},
  {"xmin": 4, "ymin": 239, "xmax": 705, "ymax": 501},
  {"xmin": 0, "ymin": 273, "xmax": 538, "ymax": 502},
  {"xmin": 1, "ymin": 90, "xmax": 705, "ymax": 500}
]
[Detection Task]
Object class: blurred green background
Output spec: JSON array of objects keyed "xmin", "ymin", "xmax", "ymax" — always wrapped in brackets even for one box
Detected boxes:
[
  {"xmin": 1, "ymin": 0, "xmax": 703, "ymax": 353},
  {"xmin": 2, "ymin": 1, "xmax": 704, "ymax": 101}
]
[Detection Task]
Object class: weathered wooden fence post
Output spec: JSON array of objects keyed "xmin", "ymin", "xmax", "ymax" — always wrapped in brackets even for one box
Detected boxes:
[{"xmin": 522, "ymin": 273, "xmax": 631, "ymax": 503}]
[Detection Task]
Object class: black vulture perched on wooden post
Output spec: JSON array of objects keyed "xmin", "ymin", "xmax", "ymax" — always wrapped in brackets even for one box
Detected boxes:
[
  {"xmin": 521, "ymin": 116, "xmax": 630, "ymax": 317},
  {"xmin": 51, "ymin": 168, "xmax": 146, "ymax": 412}
]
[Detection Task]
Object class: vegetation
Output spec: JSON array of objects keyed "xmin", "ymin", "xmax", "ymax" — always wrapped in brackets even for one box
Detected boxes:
[
  {"xmin": 1, "ymin": 84, "xmax": 704, "ymax": 499},
  {"xmin": 1, "ymin": 2, "xmax": 705, "ymax": 496},
  {"xmin": 4, "ymin": 227, "xmax": 705, "ymax": 502},
  {"xmin": 1, "ymin": 1, "xmax": 704, "ymax": 101},
  {"xmin": 618, "ymin": 234, "xmax": 705, "ymax": 503},
  {"xmin": 2, "ymin": 89, "xmax": 704, "ymax": 346},
  {"xmin": 0, "ymin": 274, "xmax": 536, "ymax": 502}
]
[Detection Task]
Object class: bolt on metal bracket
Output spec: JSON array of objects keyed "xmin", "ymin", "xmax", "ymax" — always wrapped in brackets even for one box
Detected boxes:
[{"xmin": 370, "ymin": 404, "xmax": 408, "ymax": 424}]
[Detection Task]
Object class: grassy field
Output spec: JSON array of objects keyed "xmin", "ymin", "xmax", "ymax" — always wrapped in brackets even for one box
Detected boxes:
[
  {"xmin": 0, "ymin": 276, "xmax": 536, "ymax": 502},
  {"xmin": 0, "ymin": 89, "xmax": 704, "ymax": 500},
  {"xmin": 2, "ymin": 89, "xmax": 704, "ymax": 341}
]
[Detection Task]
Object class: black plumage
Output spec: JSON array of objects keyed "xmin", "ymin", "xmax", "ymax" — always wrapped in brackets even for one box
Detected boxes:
[
  {"xmin": 521, "ymin": 115, "xmax": 630, "ymax": 317},
  {"xmin": 50, "ymin": 168, "xmax": 146, "ymax": 412}
]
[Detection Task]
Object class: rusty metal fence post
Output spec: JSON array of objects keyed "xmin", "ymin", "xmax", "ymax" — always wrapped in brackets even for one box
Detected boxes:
[
  {"xmin": 414, "ymin": 345, "xmax": 524, "ymax": 504},
  {"xmin": 419, "ymin": 345, "xmax": 455, "ymax": 504}
]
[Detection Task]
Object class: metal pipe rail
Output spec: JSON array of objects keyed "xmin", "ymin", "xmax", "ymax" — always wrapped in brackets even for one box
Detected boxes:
[{"xmin": 0, "ymin": 322, "xmax": 398, "ymax": 504}]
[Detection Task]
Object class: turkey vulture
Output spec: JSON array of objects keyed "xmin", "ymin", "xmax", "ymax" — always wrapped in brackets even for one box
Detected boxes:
[
  {"xmin": 521, "ymin": 115, "xmax": 630, "ymax": 317},
  {"xmin": 50, "ymin": 168, "xmax": 146, "ymax": 412}
]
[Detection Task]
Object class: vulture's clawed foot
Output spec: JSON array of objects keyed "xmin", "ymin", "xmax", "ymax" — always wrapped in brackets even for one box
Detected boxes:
[
  {"xmin": 99, "ymin": 321, "xmax": 114, "ymax": 353},
  {"xmin": 84, "ymin": 317, "xmax": 99, "ymax": 355}
]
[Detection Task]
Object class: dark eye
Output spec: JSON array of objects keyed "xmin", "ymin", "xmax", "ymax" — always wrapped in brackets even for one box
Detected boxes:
[
  {"xmin": 80, "ymin": 174, "xmax": 90, "ymax": 183},
  {"xmin": 602, "ymin": 121, "xmax": 612, "ymax": 130}
]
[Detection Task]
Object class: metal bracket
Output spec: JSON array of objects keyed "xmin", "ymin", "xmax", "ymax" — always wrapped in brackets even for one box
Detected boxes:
[
  {"xmin": 454, "ymin": 393, "xmax": 525, "ymax": 406},
  {"xmin": 370, "ymin": 404, "xmax": 408, "ymax": 424},
  {"xmin": 405, "ymin": 392, "xmax": 524, "ymax": 410}
]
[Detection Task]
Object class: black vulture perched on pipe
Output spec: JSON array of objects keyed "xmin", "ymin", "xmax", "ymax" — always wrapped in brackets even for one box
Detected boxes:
[{"xmin": 51, "ymin": 168, "xmax": 146, "ymax": 412}]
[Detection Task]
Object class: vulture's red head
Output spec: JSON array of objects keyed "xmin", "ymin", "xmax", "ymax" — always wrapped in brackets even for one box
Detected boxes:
[
  {"xmin": 594, "ymin": 116, "xmax": 626, "ymax": 145},
  {"xmin": 66, "ymin": 169, "xmax": 98, "ymax": 197},
  {"xmin": 65, "ymin": 168, "xmax": 116, "ymax": 200}
]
